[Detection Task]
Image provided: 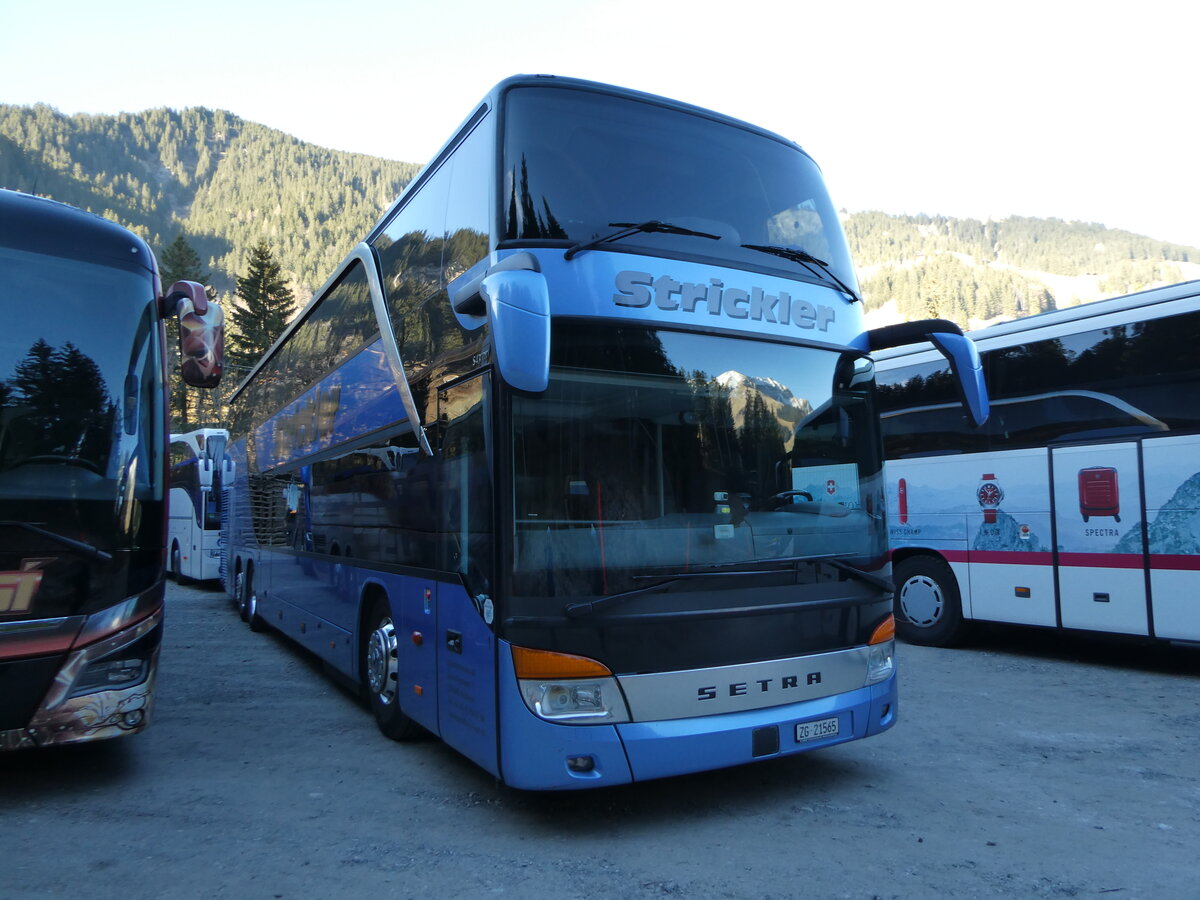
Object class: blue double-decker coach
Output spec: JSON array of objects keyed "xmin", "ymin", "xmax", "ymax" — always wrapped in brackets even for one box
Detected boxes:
[{"xmin": 221, "ymin": 75, "xmax": 986, "ymax": 789}]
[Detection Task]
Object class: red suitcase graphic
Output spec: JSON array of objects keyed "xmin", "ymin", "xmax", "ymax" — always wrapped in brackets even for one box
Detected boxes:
[{"xmin": 1078, "ymin": 466, "xmax": 1120, "ymax": 523}]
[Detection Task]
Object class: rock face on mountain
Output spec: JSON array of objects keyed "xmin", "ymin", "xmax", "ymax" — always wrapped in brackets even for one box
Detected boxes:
[
  {"xmin": 715, "ymin": 370, "xmax": 812, "ymax": 437},
  {"xmin": 1115, "ymin": 471, "xmax": 1200, "ymax": 555}
]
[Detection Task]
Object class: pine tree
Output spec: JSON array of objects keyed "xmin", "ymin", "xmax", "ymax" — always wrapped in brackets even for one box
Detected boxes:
[{"xmin": 228, "ymin": 242, "xmax": 296, "ymax": 371}]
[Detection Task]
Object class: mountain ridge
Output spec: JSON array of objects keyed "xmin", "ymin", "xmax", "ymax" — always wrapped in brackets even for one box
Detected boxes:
[{"xmin": 3, "ymin": 102, "xmax": 1197, "ymax": 328}]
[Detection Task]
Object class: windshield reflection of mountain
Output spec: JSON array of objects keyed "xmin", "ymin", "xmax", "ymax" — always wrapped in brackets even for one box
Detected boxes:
[{"xmin": 508, "ymin": 324, "xmax": 885, "ymax": 606}]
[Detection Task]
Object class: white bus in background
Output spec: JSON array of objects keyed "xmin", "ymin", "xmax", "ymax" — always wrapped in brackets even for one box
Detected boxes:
[
  {"xmin": 874, "ymin": 280, "xmax": 1200, "ymax": 646},
  {"xmin": 168, "ymin": 428, "xmax": 228, "ymax": 582}
]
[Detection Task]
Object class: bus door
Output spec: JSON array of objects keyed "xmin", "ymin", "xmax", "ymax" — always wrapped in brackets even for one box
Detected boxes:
[
  {"xmin": 1140, "ymin": 434, "xmax": 1200, "ymax": 641},
  {"xmin": 1051, "ymin": 442, "xmax": 1148, "ymax": 635},
  {"xmin": 434, "ymin": 374, "xmax": 499, "ymax": 776}
]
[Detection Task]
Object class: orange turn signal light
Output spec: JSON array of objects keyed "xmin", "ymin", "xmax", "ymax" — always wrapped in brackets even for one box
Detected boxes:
[
  {"xmin": 511, "ymin": 645, "xmax": 612, "ymax": 680},
  {"xmin": 869, "ymin": 614, "xmax": 896, "ymax": 645}
]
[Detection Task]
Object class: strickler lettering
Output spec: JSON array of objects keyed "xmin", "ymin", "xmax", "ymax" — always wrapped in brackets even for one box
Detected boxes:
[{"xmin": 613, "ymin": 270, "xmax": 834, "ymax": 331}]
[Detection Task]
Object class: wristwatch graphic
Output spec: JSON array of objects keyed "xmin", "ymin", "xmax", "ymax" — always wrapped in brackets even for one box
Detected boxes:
[{"xmin": 977, "ymin": 473, "xmax": 1003, "ymax": 523}]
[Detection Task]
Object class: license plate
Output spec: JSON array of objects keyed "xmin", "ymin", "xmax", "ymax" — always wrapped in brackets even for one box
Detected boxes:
[{"xmin": 794, "ymin": 716, "xmax": 839, "ymax": 742}]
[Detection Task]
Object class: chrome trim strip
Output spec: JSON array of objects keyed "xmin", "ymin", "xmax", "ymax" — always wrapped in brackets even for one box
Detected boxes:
[
  {"xmin": 616, "ymin": 646, "xmax": 871, "ymax": 722},
  {"xmin": 354, "ymin": 242, "xmax": 433, "ymax": 455},
  {"xmin": 0, "ymin": 616, "xmax": 69, "ymax": 635}
]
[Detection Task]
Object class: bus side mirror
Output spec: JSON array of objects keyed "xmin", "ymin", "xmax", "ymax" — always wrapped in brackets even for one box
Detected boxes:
[
  {"xmin": 481, "ymin": 268, "xmax": 550, "ymax": 393},
  {"xmin": 163, "ymin": 280, "xmax": 225, "ymax": 389},
  {"xmin": 198, "ymin": 458, "xmax": 215, "ymax": 491},
  {"xmin": 928, "ymin": 331, "xmax": 988, "ymax": 429},
  {"xmin": 868, "ymin": 317, "xmax": 989, "ymax": 428}
]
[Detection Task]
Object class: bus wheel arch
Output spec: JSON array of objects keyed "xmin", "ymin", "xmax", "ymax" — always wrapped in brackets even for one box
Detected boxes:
[
  {"xmin": 360, "ymin": 587, "xmax": 423, "ymax": 742},
  {"xmin": 892, "ymin": 552, "xmax": 969, "ymax": 647}
]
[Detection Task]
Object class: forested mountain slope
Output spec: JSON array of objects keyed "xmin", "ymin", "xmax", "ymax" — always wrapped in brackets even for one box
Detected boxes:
[
  {"xmin": 3, "ymin": 102, "xmax": 1197, "ymax": 327},
  {"xmin": 0, "ymin": 104, "xmax": 419, "ymax": 303}
]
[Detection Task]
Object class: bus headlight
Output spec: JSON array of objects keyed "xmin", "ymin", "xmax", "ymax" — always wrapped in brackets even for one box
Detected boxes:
[
  {"xmin": 69, "ymin": 626, "xmax": 159, "ymax": 698},
  {"xmin": 520, "ymin": 679, "xmax": 630, "ymax": 723},
  {"xmin": 865, "ymin": 640, "xmax": 895, "ymax": 686},
  {"xmin": 511, "ymin": 645, "xmax": 631, "ymax": 724},
  {"xmin": 865, "ymin": 614, "xmax": 896, "ymax": 686}
]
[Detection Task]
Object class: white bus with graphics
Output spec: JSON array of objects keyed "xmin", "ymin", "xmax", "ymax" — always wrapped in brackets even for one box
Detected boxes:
[
  {"xmin": 168, "ymin": 428, "xmax": 228, "ymax": 582},
  {"xmin": 875, "ymin": 279, "xmax": 1200, "ymax": 646}
]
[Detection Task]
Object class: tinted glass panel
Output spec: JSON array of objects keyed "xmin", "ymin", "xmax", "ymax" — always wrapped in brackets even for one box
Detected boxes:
[
  {"xmin": 502, "ymin": 86, "xmax": 857, "ymax": 293},
  {"xmin": 0, "ymin": 245, "xmax": 165, "ymax": 612},
  {"xmin": 506, "ymin": 323, "xmax": 885, "ymax": 616},
  {"xmin": 877, "ymin": 308, "xmax": 1200, "ymax": 457}
]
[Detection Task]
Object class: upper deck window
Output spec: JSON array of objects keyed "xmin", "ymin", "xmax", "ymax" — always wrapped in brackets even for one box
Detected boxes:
[{"xmin": 501, "ymin": 85, "xmax": 858, "ymax": 295}]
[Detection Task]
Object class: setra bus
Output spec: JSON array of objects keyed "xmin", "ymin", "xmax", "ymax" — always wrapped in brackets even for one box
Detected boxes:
[
  {"xmin": 0, "ymin": 189, "xmax": 224, "ymax": 750},
  {"xmin": 876, "ymin": 279, "xmax": 1200, "ymax": 646},
  {"xmin": 221, "ymin": 75, "xmax": 986, "ymax": 789},
  {"xmin": 168, "ymin": 427, "xmax": 229, "ymax": 582}
]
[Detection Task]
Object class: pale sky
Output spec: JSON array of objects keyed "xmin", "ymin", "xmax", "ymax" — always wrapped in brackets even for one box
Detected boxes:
[{"xmin": 3, "ymin": 0, "xmax": 1197, "ymax": 248}]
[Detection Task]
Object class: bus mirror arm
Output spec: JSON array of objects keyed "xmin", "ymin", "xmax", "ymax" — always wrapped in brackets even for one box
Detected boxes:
[
  {"xmin": 451, "ymin": 252, "xmax": 542, "ymax": 317},
  {"xmin": 868, "ymin": 318, "xmax": 989, "ymax": 428},
  {"xmin": 162, "ymin": 280, "xmax": 225, "ymax": 390}
]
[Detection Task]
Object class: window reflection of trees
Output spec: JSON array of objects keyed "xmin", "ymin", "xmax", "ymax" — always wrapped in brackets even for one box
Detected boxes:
[
  {"xmin": 877, "ymin": 309, "xmax": 1200, "ymax": 457},
  {"xmin": 0, "ymin": 338, "xmax": 116, "ymax": 470}
]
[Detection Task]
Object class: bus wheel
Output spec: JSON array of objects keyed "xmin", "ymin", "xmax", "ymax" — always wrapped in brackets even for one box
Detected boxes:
[
  {"xmin": 234, "ymin": 569, "xmax": 247, "ymax": 620},
  {"xmin": 362, "ymin": 596, "xmax": 422, "ymax": 741},
  {"xmin": 893, "ymin": 555, "xmax": 969, "ymax": 647},
  {"xmin": 239, "ymin": 568, "xmax": 266, "ymax": 633},
  {"xmin": 171, "ymin": 543, "xmax": 191, "ymax": 585}
]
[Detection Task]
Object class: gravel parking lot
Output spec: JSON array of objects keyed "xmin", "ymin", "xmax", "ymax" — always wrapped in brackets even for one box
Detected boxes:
[{"xmin": 2, "ymin": 580, "xmax": 1197, "ymax": 899}]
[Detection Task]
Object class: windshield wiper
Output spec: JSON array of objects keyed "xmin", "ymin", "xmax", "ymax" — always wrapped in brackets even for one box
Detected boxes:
[
  {"xmin": 740, "ymin": 243, "xmax": 862, "ymax": 303},
  {"xmin": 645, "ymin": 554, "xmax": 893, "ymax": 592},
  {"xmin": 562, "ymin": 554, "xmax": 892, "ymax": 619},
  {"xmin": 564, "ymin": 220, "xmax": 721, "ymax": 261},
  {"xmin": 563, "ymin": 577, "xmax": 685, "ymax": 618},
  {"xmin": 0, "ymin": 520, "xmax": 113, "ymax": 562}
]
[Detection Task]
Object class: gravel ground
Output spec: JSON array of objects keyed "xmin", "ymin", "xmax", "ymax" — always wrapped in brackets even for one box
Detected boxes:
[{"xmin": 2, "ymin": 580, "xmax": 1197, "ymax": 899}]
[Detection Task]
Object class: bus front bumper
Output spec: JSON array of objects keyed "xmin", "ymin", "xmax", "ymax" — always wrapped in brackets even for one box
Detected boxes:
[{"xmin": 498, "ymin": 670, "xmax": 897, "ymax": 790}]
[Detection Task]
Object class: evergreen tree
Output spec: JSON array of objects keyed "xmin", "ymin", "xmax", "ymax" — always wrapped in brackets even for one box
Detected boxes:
[{"xmin": 228, "ymin": 242, "xmax": 296, "ymax": 370}]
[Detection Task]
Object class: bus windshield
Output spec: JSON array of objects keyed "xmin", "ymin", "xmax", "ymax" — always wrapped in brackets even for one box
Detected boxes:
[
  {"xmin": 501, "ymin": 85, "xmax": 858, "ymax": 295},
  {"xmin": 508, "ymin": 323, "xmax": 885, "ymax": 612},
  {"xmin": 0, "ymin": 246, "xmax": 163, "ymax": 544}
]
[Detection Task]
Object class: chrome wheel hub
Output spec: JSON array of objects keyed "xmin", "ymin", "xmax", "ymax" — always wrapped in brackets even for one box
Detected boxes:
[{"xmin": 367, "ymin": 617, "xmax": 398, "ymax": 703}]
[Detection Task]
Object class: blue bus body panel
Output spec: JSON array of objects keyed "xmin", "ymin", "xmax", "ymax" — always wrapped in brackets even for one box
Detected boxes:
[
  {"xmin": 390, "ymin": 573, "xmax": 441, "ymax": 736},
  {"xmin": 496, "ymin": 642, "xmax": 634, "ymax": 790},
  {"xmin": 495, "ymin": 641, "xmax": 897, "ymax": 790},
  {"xmin": 616, "ymin": 679, "xmax": 896, "ymax": 784},
  {"xmin": 435, "ymin": 582, "xmax": 499, "ymax": 777},
  {"xmin": 526, "ymin": 249, "xmax": 867, "ymax": 351}
]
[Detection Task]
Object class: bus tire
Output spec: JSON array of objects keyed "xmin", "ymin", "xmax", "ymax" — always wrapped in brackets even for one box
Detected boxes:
[
  {"xmin": 234, "ymin": 568, "xmax": 247, "ymax": 620},
  {"xmin": 362, "ymin": 595, "xmax": 423, "ymax": 742},
  {"xmin": 171, "ymin": 543, "xmax": 191, "ymax": 585},
  {"xmin": 239, "ymin": 567, "xmax": 266, "ymax": 633},
  {"xmin": 893, "ymin": 555, "xmax": 969, "ymax": 647}
]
